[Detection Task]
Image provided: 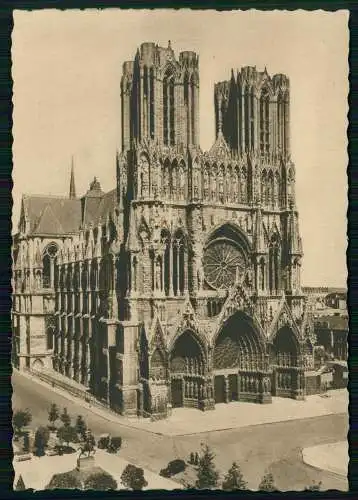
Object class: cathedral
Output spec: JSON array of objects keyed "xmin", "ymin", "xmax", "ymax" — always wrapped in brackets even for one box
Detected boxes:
[{"xmin": 12, "ymin": 41, "xmax": 317, "ymax": 418}]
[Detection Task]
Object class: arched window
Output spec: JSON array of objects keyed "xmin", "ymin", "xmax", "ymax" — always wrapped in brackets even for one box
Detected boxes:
[
  {"xmin": 161, "ymin": 230, "xmax": 171, "ymax": 296},
  {"xmin": 244, "ymin": 87, "xmax": 250, "ymax": 151},
  {"xmin": 42, "ymin": 243, "xmax": 59, "ymax": 289},
  {"xmin": 163, "ymin": 68, "xmax": 175, "ymax": 146},
  {"xmin": 260, "ymin": 88, "xmax": 270, "ymax": 154},
  {"xmin": 267, "ymin": 171, "xmax": 275, "ymax": 208},
  {"xmin": 261, "ymin": 170, "xmax": 267, "ymax": 205},
  {"xmin": 173, "ymin": 230, "xmax": 186, "ymax": 296},
  {"xmin": 259, "ymin": 257, "xmax": 266, "ymax": 291},
  {"xmin": 190, "ymin": 75, "xmax": 196, "ymax": 145},
  {"xmin": 269, "ymin": 234, "xmax": 280, "ymax": 293}
]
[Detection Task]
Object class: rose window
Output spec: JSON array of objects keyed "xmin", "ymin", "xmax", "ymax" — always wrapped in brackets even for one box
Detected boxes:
[{"xmin": 203, "ymin": 238, "xmax": 247, "ymax": 290}]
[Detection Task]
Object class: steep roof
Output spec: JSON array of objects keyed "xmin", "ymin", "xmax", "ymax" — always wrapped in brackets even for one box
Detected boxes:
[
  {"xmin": 22, "ymin": 195, "xmax": 82, "ymax": 236},
  {"xmin": 21, "ymin": 184, "xmax": 118, "ymax": 237}
]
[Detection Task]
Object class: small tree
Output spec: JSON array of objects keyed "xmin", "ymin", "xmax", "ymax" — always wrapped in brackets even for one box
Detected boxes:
[
  {"xmin": 195, "ymin": 444, "xmax": 219, "ymax": 489},
  {"xmin": 15, "ymin": 475, "xmax": 26, "ymax": 491},
  {"xmin": 259, "ymin": 472, "xmax": 276, "ymax": 492},
  {"xmin": 57, "ymin": 425, "xmax": 78, "ymax": 447},
  {"xmin": 84, "ymin": 471, "xmax": 117, "ymax": 491},
  {"xmin": 75, "ymin": 415, "xmax": 87, "ymax": 440},
  {"xmin": 189, "ymin": 452, "xmax": 195, "ymax": 464},
  {"xmin": 121, "ymin": 464, "xmax": 148, "ymax": 491},
  {"xmin": 22, "ymin": 432, "xmax": 30, "ymax": 453},
  {"xmin": 60, "ymin": 407, "xmax": 71, "ymax": 428},
  {"xmin": 13, "ymin": 409, "xmax": 32, "ymax": 439},
  {"xmin": 222, "ymin": 462, "xmax": 247, "ymax": 491},
  {"xmin": 108, "ymin": 436, "xmax": 122, "ymax": 453},
  {"xmin": 194, "ymin": 452, "xmax": 199, "ymax": 465},
  {"xmin": 306, "ymin": 481, "xmax": 322, "ymax": 491},
  {"xmin": 48, "ymin": 404, "xmax": 60, "ymax": 430},
  {"xmin": 33, "ymin": 426, "xmax": 50, "ymax": 457}
]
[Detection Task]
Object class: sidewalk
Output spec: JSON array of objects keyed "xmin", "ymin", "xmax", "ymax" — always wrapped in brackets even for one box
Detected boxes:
[
  {"xmin": 14, "ymin": 369, "xmax": 348, "ymax": 437},
  {"xmin": 131, "ymin": 390, "xmax": 348, "ymax": 436},
  {"xmin": 302, "ymin": 441, "xmax": 348, "ymax": 478},
  {"xmin": 14, "ymin": 450, "xmax": 182, "ymax": 491}
]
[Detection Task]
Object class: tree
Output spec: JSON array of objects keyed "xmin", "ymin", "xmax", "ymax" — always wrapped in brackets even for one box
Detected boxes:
[
  {"xmin": 15, "ymin": 475, "xmax": 26, "ymax": 491},
  {"xmin": 259, "ymin": 472, "xmax": 276, "ymax": 492},
  {"xmin": 57, "ymin": 425, "xmax": 78, "ymax": 446},
  {"xmin": 60, "ymin": 407, "xmax": 71, "ymax": 428},
  {"xmin": 22, "ymin": 432, "xmax": 30, "ymax": 453},
  {"xmin": 195, "ymin": 444, "xmax": 219, "ymax": 489},
  {"xmin": 48, "ymin": 404, "xmax": 60, "ymax": 430},
  {"xmin": 121, "ymin": 464, "xmax": 148, "ymax": 491},
  {"xmin": 189, "ymin": 452, "xmax": 195, "ymax": 464},
  {"xmin": 222, "ymin": 462, "xmax": 247, "ymax": 491},
  {"xmin": 33, "ymin": 426, "xmax": 50, "ymax": 457},
  {"xmin": 47, "ymin": 471, "xmax": 82, "ymax": 489},
  {"xmin": 84, "ymin": 471, "xmax": 117, "ymax": 491},
  {"xmin": 75, "ymin": 415, "xmax": 87, "ymax": 440},
  {"xmin": 13, "ymin": 409, "xmax": 32, "ymax": 439}
]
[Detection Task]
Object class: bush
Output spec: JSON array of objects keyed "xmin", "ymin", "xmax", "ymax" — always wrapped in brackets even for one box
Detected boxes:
[
  {"xmin": 84, "ymin": 471, "xmax": 117, "ymax": 491},
  {"xmin": 160, "ymin": 459, "xmax": 187, "ymax": 478},
  {"xmin": 33, "ymin": 426, "xmax": 50, "ymax": 457},
  {"xmin": 54, "ymin": 444, "xmax": 76, "ymax": 455},
  {"xmin": 258, "ymin": 472, "xmax": 276, "ymax": 492},
  {"xmin": 121, "ymin": 464, "xmax": 148, "ymax": 491},
  {"xmin": 57, "ymin": 425, "xmax": 78, "ymax": 446},
  {"xmin": 98, "ymin": 435, "xmax": 110, "ymax": 450},
  {"xmin": 108, "ymin": 436, "xmax": 122, "ymax": 453},
  {"xmin": 13, "ymin": 409, "xmax": 32, "ymax": 439},
  {"xmin": 47, "ymin": 471, "xmax": 82, "ymax": 489}
]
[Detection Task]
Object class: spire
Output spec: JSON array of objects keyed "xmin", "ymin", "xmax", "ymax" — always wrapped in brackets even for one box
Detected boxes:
[{"xmin": 69, "ymin": 157, "xmax": 76, "ymax": 199}]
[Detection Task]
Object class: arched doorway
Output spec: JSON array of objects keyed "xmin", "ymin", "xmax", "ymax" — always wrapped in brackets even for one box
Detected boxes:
[
  {"xmin": 213, "ymin": 312, "xmax": 266, "ymax": 403},
  {"xmin": 170, "ymin": 330, "xmax": 205, "ymax": 408},
  {"xmin": 271, "ymin": 326, "xmax": 299, "ymax": 397}
]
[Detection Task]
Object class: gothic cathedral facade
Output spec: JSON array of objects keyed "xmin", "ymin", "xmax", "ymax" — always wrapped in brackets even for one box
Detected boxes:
[{"xmin": 12, "ymin": 41, "xmax": 316, "ymax": 418}]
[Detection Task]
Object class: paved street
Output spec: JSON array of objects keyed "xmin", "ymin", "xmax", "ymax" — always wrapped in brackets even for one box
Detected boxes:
[{"xmin": 12, "ymin": 371, "xmax": 348, "ymax": 491}]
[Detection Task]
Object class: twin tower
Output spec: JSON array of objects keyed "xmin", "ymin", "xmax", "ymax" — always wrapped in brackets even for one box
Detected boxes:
[{"xmin": 120, "ymin": 40, "xmax": 290, "ymax": 157}]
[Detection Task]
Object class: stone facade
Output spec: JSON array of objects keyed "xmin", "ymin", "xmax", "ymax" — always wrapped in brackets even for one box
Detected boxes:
[{"xmin": 12, "ymin": 41, "xmax": 318, "ymax": 418}]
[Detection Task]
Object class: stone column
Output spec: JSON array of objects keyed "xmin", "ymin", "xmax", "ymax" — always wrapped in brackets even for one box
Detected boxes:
[
  {"xmin": 176, "ymin": 241, "xmax": 180, "ymax": 295},
  {"xmin": 169, "ymin": 241, "xmax": 174, "ymax": 296},
  {"xmin": 184, "ymin": 249, "xmax": 188, "ymax": 293}
]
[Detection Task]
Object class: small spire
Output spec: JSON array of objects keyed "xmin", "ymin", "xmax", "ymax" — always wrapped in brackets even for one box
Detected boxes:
[
  {"xmin": 69, "ymin": 156, "xmax": 76, "ymax": 199},
  {"xmin": 168, "ymin": 40, "xmax": 172, "ymax": 50}
]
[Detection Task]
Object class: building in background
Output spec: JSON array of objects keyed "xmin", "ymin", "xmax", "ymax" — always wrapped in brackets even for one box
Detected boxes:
[{"xmin": 12, "ymin": 41, "xmax": 321, "ymax": 418}]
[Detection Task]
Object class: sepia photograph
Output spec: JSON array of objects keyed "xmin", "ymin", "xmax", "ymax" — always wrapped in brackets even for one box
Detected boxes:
[{"xmin": 11, "ymin": 8, "xmax": 349, "ymax": 492}]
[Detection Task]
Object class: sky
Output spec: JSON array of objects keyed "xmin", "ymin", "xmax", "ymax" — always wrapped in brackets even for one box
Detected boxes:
[{"xmin": 12, "ymin": 9, "xmax": 349, "ymax": 287}]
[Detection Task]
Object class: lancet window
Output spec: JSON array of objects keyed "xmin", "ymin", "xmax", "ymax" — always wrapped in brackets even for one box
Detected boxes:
[
  {"xmin": 163, "ymin": 68, "xmax": 175, "ymax": 146},
  {"xmin": 268, "ymin": 234, "xmax": 280, "ymax": 294},
  {"xmin": 42, "ymin": 243, "xmax": 59, "ymax": 289}
]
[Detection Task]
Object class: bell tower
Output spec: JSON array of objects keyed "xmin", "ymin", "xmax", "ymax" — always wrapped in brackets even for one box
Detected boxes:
[{"xmin": 121, "ymin": 41, "xmax": 200, "ymax": 151}]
